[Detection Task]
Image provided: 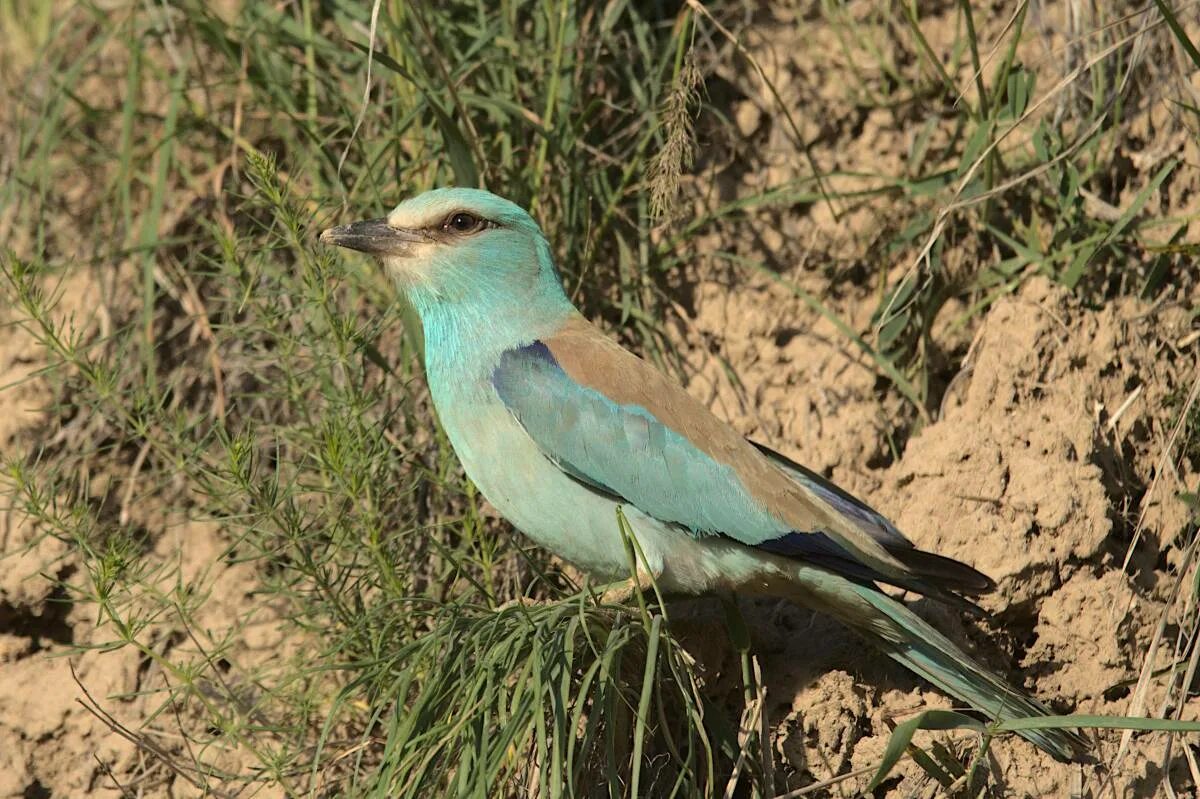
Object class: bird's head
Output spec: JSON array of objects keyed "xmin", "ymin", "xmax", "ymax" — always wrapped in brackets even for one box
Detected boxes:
[{"xmin": 320, "ymin": 188, "xmax": 573, "ymax": 327}]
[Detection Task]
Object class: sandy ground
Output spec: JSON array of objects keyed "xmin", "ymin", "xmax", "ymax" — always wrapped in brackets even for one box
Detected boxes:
[
  {"xmin": 659, "ymin": 5, "xmax": 1200, "ymax": 794},
  {"xmin": 674, "ymin": 272, "xmax": 1197, "ymax": 796},
  {"xmin": 4, "ymin": 272, "xmax": 1197, "ymax": 797},
  {"xmin": 3, "ymin": 2, "xmax": 1200, "ymax": 797}
]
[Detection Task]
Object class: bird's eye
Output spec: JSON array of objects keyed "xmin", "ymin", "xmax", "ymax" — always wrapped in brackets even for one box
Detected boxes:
[{"xmin": 444, "ymin": 212, "xmax": 483, "ymax": 233}]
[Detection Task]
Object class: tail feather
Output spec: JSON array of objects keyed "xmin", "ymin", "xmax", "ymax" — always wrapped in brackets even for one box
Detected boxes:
[{"xmin": 796, "ymin": 570, "xmax": 1090, "ymax": 761}]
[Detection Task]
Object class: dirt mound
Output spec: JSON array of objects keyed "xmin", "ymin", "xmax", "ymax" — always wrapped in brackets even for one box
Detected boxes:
[
  {"xmin": 0, "ymin": 271, "xmax": 292, "ymax": 798},
  {"xmin": 681, "ymin": 271, "xmax": 1198, "ymax": 794},
  {"xmin": 0, "ymin": 274, "xmax": 139, "ymax": 798}
]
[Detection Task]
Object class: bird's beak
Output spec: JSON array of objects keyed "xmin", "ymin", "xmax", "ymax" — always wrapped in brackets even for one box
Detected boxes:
[{"xmin": 319, "ymin": 218, "xmax": 427, "ymax": 256}]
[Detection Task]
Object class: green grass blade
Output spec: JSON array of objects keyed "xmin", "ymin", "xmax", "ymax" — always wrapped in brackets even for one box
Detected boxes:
[
  {"xmin": 868, "ymin": 710, "xmax": 985, "ymax": 790},
  {"xmin": 1152, "ymin": 0, "xmax": 1200, "ymax": 70}
]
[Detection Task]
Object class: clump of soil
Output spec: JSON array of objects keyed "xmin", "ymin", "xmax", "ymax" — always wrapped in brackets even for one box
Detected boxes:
[
  {"xmin": 0, "ymin": 274, "xmax": 140, "ymax": 798},
  {"xmin": 0, "ymin": 273, "xmax": 295, "ymax": 798}
]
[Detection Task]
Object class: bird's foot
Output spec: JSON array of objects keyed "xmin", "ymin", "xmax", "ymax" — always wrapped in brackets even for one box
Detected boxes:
[
  {"xmin": 596, "ymin": 571, "xmax": 659, "ymax": 606},
  {"xmin": 495, "ymin": 595, "xmax": 550, "ymax": 612}
]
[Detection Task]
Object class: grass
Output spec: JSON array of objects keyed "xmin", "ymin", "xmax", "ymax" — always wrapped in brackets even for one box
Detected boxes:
[{"xmin": 1, "ymin": 0, "xmax": 1199, "ymax": 796}]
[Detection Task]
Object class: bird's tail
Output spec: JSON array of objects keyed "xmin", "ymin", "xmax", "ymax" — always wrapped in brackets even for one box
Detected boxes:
[{"xmin": 789, "ymin": 567, "xmax": 1090, "ymax": 761}]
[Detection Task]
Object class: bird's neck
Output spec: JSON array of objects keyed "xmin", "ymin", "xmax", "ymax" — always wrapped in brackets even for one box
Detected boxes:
[
  {"xmin": 413, "ymin": 288, "xmax": 577, "ymax": 398},
  {"xmin": 402, "ymin": 233, "xmax": 578, "ymax": 399}
]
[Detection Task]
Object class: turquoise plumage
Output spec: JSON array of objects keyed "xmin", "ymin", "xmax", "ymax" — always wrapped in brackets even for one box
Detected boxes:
[
  {"xmin": 321, "ymin": 187, "xmax": 1088, "ymax": 761},
  {"xmin": 490, "ymin": 341, "xmax": 792, "ymax": 540}
]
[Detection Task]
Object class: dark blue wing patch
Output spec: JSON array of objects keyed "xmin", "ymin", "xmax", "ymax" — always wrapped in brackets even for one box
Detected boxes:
[{"xmin": 751, "ymin": 440, "xmax": 995, "ymax": 597}]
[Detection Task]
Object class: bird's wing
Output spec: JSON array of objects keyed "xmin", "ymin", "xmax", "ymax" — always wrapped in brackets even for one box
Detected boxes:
[
  {"xmin": 748, "ymin": 441, "xmax": 993, "ymax": 596},
  {"xmin": 490, "ymin": 316, "xmax": 990, "ymax": 595}
]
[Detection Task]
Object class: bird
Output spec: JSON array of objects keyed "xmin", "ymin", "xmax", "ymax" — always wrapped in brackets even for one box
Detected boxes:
[{"xmin": 320, "ymin": 187, "xmax": 1088, "ymax": 761}]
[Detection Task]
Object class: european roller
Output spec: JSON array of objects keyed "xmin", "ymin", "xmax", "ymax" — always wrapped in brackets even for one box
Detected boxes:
[{"xmin": 321, "ymin": 187, "xmax": 1087, "ymax": 761}]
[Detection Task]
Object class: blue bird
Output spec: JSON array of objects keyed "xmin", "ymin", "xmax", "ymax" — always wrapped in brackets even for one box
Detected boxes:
[{"xmin": 321, "ymin": 187, "xmax": 1087, "ymax": 761}]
